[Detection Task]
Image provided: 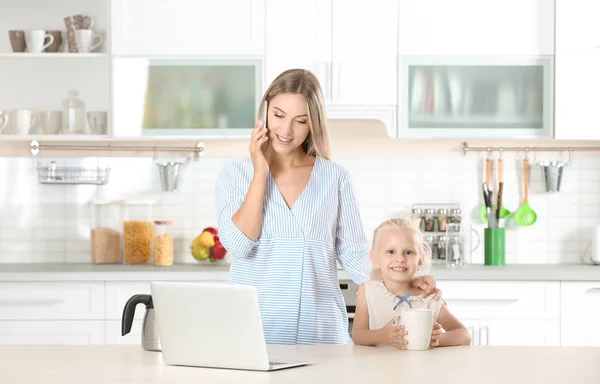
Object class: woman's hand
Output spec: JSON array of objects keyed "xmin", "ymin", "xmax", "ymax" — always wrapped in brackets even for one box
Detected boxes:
[
  {"xmin": 249, "ymin": 120, "xmax": 269, "ymax": 177},
  {"xmin": 410, "ymin": 275, "xmax": 442, "ymax": 299},
  {"xmin": 377, "ymin": 318, "xmax": 408, "ymax": 350},
  {"xmin": 430, "ymin": 323, "xmax": 443, "ymax": 347}
]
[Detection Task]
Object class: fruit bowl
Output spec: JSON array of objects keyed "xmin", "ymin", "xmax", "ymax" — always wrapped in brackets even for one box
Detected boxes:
[{"xmin": 191, "ymin": 227, "xmax": 228, "ymax": 264}]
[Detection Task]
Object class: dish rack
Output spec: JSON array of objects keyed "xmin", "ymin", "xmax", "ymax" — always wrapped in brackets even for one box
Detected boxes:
[{"xmin": 37, "ymin": 161, "xmax": 111, "ymax": 185}]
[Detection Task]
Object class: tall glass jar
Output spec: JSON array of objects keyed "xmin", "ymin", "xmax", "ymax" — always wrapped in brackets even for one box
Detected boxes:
[
  {"xmin": 437, "ymin": 209, "xmax": 448, "ymax": 232},
  {"xmin": 446, "ymin": 235, "xmax": 464, "ymax": 267},
  {"xmin": 61, "ymin": 89, "xmax": 86, "ymax": 134},
  {"xmin": 122, "ymin": 201, "xmax": 155, "ymax": 264},
  {"xmin": 411, "ymin": 208, "xmax": 425, "ymax": 232},
  {"xmin": 153, "ymin": 220, "xmax": 173, "ymax": 267},
  {"xmin": 89, "ymin": 200, "xmax": 122, "ymax": 264}
]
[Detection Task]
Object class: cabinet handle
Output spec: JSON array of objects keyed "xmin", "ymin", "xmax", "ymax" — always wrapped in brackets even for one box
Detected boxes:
[
  {"xmin": 312, "ymin": 62, "xmax": 330, "ymax": 101},
  {"xmin": 468, "ymin": 326, "xmax": 476, "ymax": 346},
  {"xmin": 585, "ymin": 288, "xmax": 600, "ymax": 295},
  {"xmin": 479, "ymin": 326, "xmax": 489, "ymax": 346},
  {"xmin": 0, "ymin": 299, "xmax": 64, "ymax": 306},
  {"xmin": 332, "ymin": 62, "xmax": 341, "ymax": 102},
  {"xmin": 445, "ymin": 299, "xmax": 518, "ymax": 305}
]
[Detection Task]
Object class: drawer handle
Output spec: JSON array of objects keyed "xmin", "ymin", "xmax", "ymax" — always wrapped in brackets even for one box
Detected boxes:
[
  {"xmin": 585, "ymin": 288, "xmax": 600, "ymax": 295},
  {"xmin": 445, "ymin": 299, "xmax": 518, "ymax": 305},
  {"xmin": 0, "ymin": 299, "xmax": 65, "ymax": 306}
]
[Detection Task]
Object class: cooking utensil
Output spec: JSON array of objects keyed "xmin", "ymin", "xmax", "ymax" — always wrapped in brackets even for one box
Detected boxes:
[
  {"xmin": 496, "ymin": 182, "xmax": 504, "ymax": 223},
  {"xmin": 496, "ymin": 159, "xmax": 512, "ymax": 218},
  {"xmin": 482, "ymin": 183, "xmax": 496, "ymax": 228},
  {"xmin": 514, "ymin": 158, "xmax": 537, "ymax": 226},
  {"xmin": 479, "ymin": 158, "xmax": 493, "ymax": 224}
]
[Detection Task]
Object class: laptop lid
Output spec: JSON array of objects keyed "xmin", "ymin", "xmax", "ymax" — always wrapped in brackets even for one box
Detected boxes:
[{"xmin": 150, "ymin": 281, "xmax": 271, "ymax": 371}]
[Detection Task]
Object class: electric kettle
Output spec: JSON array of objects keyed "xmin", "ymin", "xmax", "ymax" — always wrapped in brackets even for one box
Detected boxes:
[{"xmin": 121, "ymin": 294, "xmax": 161, "ymax": 351}]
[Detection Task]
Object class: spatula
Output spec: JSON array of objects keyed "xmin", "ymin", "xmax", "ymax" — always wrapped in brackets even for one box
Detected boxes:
[{"xmin": 514, "ymin": 158, "xmax": 537, "ymax": 226}]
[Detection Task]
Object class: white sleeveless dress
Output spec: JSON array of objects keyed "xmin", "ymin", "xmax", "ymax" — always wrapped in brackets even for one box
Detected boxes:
[{"xmin": 364, "ymin": 280, "xmax": 444, "ymax": 330}]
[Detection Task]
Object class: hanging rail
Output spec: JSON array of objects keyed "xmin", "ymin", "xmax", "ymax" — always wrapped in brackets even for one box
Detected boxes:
[
  {"xmin": 29, "ymin": 140, "xmax": 205, "ymax": 160},
  {"xmin": 460, "ymin": 141, "xmax": 600, "ymax": 159}
]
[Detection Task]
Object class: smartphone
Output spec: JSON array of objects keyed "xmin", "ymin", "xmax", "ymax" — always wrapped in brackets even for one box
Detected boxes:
[{"xmin": 261, "ymin": 100, "xmax": 268, "ymax": 138}]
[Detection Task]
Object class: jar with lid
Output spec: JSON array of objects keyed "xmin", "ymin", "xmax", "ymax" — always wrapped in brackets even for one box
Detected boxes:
[
  {"xmin": 424, "ymin": 209, "xmax": 437, "ymax": 232},
  {"xmin": 122, "ymin": 201, "xmax": 155, "ymax": 264},
  {"xmin": 446, "ymin": 235, "xmax": 464, "ymax": 267},
  {"xmin": 89, "ymin": 200, "xmax": 123, "ymax": 264},
  {"xmin": 411, "ymin": 208, "xmax": 425, "ymax": 232},
  {"xmin": 153, "ymin": 220, "xmax": 173, "ymax": 266},
  {"xmin": 61, "ymin": 89, "xmax": 86, "ymax": 134},
  {"xmin": 437, "ymin": 236, "xmax": 447, "ymax": 260},
  {"xmin": 437, "ymin": 209, "xmax": 448, "ymax": 232}
]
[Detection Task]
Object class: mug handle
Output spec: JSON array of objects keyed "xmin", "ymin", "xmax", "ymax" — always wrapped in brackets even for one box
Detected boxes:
[
  {"xmin": 0, "ymin": 112, "xmax": 9, "ymax": 133},
  {"xmin": 42, "ymin": 34, "xmax": 55, "ymax": 51},
  {"xmin": 90, "ymin": 34, "xmax": 103, "ymax": 52},
  {"xmin": 470, "ymin": 225, "xmax": 481, "ymax": 253}
]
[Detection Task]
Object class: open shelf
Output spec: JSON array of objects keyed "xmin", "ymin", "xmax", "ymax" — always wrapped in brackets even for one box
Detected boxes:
[{"xmin": 0, "ymin": 53, "xmax": 108, "ymax": 58}]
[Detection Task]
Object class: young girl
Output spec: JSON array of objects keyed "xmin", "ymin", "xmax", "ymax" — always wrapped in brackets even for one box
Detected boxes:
[{"xmin": 352, "ymin": 217, "xmax": 471, "ymax": 349}]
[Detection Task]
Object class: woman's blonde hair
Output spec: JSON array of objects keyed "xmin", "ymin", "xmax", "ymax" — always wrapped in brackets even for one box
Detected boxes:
[
  {"xmin": 370, "ymin": 217, "xmax": 432, "ymax": 280},
  {"xmin": 258, "ymin": 69, "xmax": 331, "ymax": 160}
]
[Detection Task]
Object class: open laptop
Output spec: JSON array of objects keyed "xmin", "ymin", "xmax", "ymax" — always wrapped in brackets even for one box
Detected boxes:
[{"xmin": 150, "ymin": 281, "xmax": 310, "ymax": 371}]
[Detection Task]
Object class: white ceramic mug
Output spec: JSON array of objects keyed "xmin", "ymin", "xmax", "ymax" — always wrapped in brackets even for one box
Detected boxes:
[
  {"xmin": 87, "ymin": 111, "xmax": 107, "ymax": 134},
  {"xmin": 41, "ymin": 111, "xmax": 62, "ymax": 135},
  {"xmin": 74, "ymin": 29, "xmax": 103, "ymax": 53},
  {"xmin": 395, "ymin": 308, "xmax": 434, "ymax": 351},
  {"xmin": 0, "ymin": 111, "xmax": 9, "ymax": 134},
  {"xmin": 25, "ymin": 29, "xmax": 54, "ymax": 53},
  {"xmin": 9, "ymin": 109, "xmax": 37, "ymax": 135}
]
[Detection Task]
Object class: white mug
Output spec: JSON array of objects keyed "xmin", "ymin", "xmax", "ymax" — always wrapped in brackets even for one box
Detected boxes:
[
  {"xmin": 41, "ymin": 111, "xmax": 62, "ymax": 135},
  {"xmin": 9, "ymin": 109, "xmax": 37, "ymax": 135},
  {"xmin": 87, "ymin": 111, "xmax": 107, "ymax": 134},
  {"xmin": 395, "ymin": 308, "xmax": 434, "ymax": 351},
  {"xmin": 0, "ymin": 111, "xmax": 9, "ymax": 134},
  {"xmin": 74, "ymin": 29, "xmax": 103, "ymax": 53},
  {"xmin": 25, "ymin": 29, "xmax": 54, "ymax": 53}
]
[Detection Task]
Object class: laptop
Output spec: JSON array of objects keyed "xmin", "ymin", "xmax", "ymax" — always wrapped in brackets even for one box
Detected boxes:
[{"xmin": 150, "ymin": 281, "xmax": 310, "ymax": 371}]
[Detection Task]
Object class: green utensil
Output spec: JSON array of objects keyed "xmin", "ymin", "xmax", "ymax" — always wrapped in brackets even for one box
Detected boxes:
[{"xmin": 514, "ymin": 158, "xmax": 537, "ymax": 226}]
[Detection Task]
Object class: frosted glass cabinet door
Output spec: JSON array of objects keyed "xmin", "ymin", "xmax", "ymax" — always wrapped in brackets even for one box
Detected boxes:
[
  {"xmin": 112, "ymin": 58, "xmax": 262, "ymax": 138},
  {"xmin": 398, "ymin": 57, "xmax": 553, "ymax": 138}
]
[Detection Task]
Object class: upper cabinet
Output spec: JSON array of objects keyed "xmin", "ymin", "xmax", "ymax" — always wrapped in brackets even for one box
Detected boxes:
[
  {"xmin": 398, "ymin": 0, "xmax": 555, "ymax": 56},
  {"xmin": 554, "ymin": 0, "xmax": 600, "ymax": 140},
  {"xmin": 111, "ymin": 0, "xmax": 266, "ymax": 56},
  {"xmin": 266, "ymin": 0, "xmax": 398, "ymax": 106}
]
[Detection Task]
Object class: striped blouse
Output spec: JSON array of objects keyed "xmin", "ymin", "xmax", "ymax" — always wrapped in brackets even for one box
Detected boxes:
[{"xmin": 214, "ymin": 155, "xmax": 371, "ymax": 345}]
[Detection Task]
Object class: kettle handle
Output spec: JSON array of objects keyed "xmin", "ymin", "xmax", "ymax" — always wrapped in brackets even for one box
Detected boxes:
[{"xmin": 121, "ymin": 294, "xmax": 153, "ymax": 336}]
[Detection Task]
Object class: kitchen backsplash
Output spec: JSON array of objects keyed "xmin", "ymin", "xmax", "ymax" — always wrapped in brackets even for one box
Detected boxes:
[{"xmin": 0, "ymin": 140, "xmax": 599, "ymax": 265}]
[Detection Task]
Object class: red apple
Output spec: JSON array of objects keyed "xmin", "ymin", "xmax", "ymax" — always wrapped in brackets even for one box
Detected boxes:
[
  {"xmin": 203, "ymin": 227, "xmax": 219, "ymax": 240},
  {"xmin": 211, "ymin": 238, "xmax": 227, "ymax": 260}
]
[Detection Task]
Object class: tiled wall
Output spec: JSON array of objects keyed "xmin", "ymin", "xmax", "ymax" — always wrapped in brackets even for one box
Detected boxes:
[{"xmin": 0, "ymin": 139, "xmax": 599, "ymax": 265}]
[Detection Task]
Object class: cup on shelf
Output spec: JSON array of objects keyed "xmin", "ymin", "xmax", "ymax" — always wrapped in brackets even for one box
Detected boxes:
[
  {"xmin": 24, "ymin": 30, "xmax": 54, "ymax": 53},
  {"xmin": 74, "ymin": 29, "xmax": 103, "ymax": 53},
  {"xmin": 44, "ymin": 31, "xmax": 64, "ymax": 53},
  {"xmin": 7, "ymin": 109, "xmax": 37, "ymax": 135},
  {"xmin": 87, "ymin": 111, "xmax": 107, "ymax": 134},
  {"xmin": 8, "ymin": 30, "xmax": 26, "ymax": 52},
  {"xmin": 41, "ymin": 110, "xmax": 62, "ymax": 135},
  {"xmin": 0, "ymin": 111, "xmax": 9, "ymax": 134},
  {"xmin": 63, "ymin": 14, "xmax": 95, "ymax": 52}
]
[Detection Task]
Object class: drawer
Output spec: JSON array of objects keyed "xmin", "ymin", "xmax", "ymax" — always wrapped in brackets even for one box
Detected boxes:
[
  {"xmin": 0, "ymin": 320, "xmax": 105, "ymax": 345},
  {"xmin": 105, "ymin": 282, "xmax": 152, "ymax": 320},
  {"xmin": 0, "ymin": 282, "xmax": 105, "ymax": 320},
  {"xmin": 438, "ymin": 280, "xmax": 560, "ymax": 319},
  {"xmin": 560, "ymin": 282, "xmax": 600, "ymax": 346}
]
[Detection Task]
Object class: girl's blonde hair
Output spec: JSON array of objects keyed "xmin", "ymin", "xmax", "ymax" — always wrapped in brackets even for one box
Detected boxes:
[
  {"xmin": 258, "ymin": 69, "xmax": 332, "ymax": 160},
  {"xmin": 370, "ymin": 217, "xmax": 432, "ymax": 280}
]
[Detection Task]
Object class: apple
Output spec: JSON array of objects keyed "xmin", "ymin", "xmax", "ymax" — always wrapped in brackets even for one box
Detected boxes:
[
  {"xmin": 211, "ymin": 238, "xmax": 227, "ymax": 260},
  {"xmin": 202, "ymin": 227, "xmax": 219, "ymax": 239}
]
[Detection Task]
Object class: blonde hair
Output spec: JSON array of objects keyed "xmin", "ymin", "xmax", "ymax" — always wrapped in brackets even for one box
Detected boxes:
[
  {"xmin": 370, "ymin": 217, "xmax": 432, "ymax": 280},
  {"xmin": 258, "ymin": 69, "xmax": 331, "ymax": 160}
]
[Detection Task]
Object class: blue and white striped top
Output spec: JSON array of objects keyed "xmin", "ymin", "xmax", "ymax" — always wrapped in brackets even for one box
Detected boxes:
[{"xmin": 215, "ymin": 155, "xmax": 371, "ymax": 345}]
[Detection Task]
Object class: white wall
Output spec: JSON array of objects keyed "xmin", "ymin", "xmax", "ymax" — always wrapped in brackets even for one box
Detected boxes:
[{"xmin": 0, "ymin": 120, "xmax": 598, "ymax": 265}]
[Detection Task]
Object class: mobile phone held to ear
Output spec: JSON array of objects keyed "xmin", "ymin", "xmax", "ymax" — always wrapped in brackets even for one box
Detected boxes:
[{"xmin": 261, "ymin": 100, "xmax": 268, "ymax": 138}]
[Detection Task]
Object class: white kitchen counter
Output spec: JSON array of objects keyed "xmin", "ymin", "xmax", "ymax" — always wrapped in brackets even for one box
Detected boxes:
[
  {"xmin": 1, "ymin": 344, "xmax": 599, "ymax": 384},
  {"xmin": 0, "ymin": 262, "xmax": 599, "ymax": 282}
]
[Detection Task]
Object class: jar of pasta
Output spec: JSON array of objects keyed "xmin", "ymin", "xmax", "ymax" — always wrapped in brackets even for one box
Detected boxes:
[
  {"xmin": 122, "ymin": 200, "xmax": 155, "ymax": 264},
  {"xmin": 153, "ymin": 220, "xmax": 173, "ymax": 267}
]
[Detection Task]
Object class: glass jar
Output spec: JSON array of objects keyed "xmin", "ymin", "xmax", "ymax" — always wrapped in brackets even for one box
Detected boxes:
[
  {"xmin": 122, "ymin": 200, "xmax": 155, "ymax": 264},
  {"xmin": 153, "ymin": 220, "xmax": 173, "ymax": 267},
  {"xmin": 424, "ymin": 209, "xmax": 436, "ymax": 232},
  {"xmin": 411, "ymin": 208, "xmax": 425, "ymax": 232},
  {"xmin": 61, "ymin": 89, "xmax": 86, "ymax": 134},
  {"xmin": 89, "ymin": 200, "xmax": 122, "ymax": 264},
  {"xmin": 437, "ymin": 209, "xmax": 448, "ymax": 232},
  {"xmin": 437, "ymin": 236, "xmax": 447, "ymax": 260},
  {"xmin": 446, "ymin": 235, "xmax": 463, "ymax": 267}
]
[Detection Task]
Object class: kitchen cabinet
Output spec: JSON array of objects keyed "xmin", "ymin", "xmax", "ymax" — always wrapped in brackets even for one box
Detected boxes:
[
  {"xmin": 398, "ymin": 0, "xmax": 554, "ymax": 56},
  {"xmin": 560, "ymin": 282, "xmax": 600, "ymax": 347},
  {"xmin": 0, "ymin": 321, "xmax": 105, "ymax": 345},
  {"xmin": 111, "ymin": 0, "xmax": 266, "ymax": 56},
  {"xmin": 554, "ymin": 0, "xmax": 600, "ymax": 140}
]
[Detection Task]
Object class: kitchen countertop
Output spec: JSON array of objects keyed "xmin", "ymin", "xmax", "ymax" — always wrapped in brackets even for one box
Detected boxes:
[
  {"xmin": 1, "ymin": 345, "xmax": 599, "ymax": 384},
  {"xmin": 0, "ymin": 262, "xmax": 599, "ymax": 282}
]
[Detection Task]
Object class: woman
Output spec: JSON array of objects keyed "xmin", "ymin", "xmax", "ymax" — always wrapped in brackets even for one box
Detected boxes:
[{"xmin": 215, "ymin": 69, "xmax": 440, "ymax": 345}]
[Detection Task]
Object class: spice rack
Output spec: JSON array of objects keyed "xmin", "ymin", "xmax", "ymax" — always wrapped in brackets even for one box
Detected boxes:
[{"xmin": 411, "ymin": 204, "xmax": 477, "ymax": 267}]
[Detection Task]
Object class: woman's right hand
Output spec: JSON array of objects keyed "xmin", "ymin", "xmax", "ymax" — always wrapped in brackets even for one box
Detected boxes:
[
  {"xmin": 378, "ymin": 318, "xmax": 408, "ymax": 350},
  {"xmin": 250, "ymin": 120, "xmax": 269, "ymax": 177}
]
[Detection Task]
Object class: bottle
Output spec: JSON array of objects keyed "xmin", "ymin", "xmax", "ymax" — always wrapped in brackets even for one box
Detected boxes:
[{"xmin": 61, "ymin": 89, "xmax": 86, "ymax": 134}]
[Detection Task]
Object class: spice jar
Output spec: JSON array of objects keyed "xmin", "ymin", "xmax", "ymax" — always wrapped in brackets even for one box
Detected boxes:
[
  {"xmin": 412, "ymin": 208, "xmax": 425, "ymax": 232},
  {"xmin": 424, "ymin": 209, "xmax": 436, "ymax": 232},
  {"xmin": 122, "ymin": 201, "xmax": 155, "ymax": 264},
  {"xmin": 446, "ymin": 235, "xmax": 463, "ymax": 267},
  {"xmin": 437, "ymin": 236, "xmax": 447, "ymax": 260},
  {"xmin": 437, "ymin": 209, "xmax": 448, "ymax": 232},
  {"xmin": 89, "ymin": 200, "xmax": 122, "ymax": 264},
  {"xmin": 153, "ymin": 220, "xmax": 173, "ymax": 267}
]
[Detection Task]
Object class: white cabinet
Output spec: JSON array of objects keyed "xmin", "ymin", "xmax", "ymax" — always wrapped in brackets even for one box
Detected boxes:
[
  {"xmin": 111, "ymin": 0, "xmax": 266, "ymax": 56},
  {"xmin": 106, "ymin": 320, "xmax": 142, "ymax": 345},
  {"xmin": 398, "ymin": 0, "xmax": 554, "ymax": 56},
  {"xmin": 560, "ymin": 282, "xmax": 600, "ymax": 347},
  {"xmin": 440, "ymin": 281, "xmax": 560, "ymax": 347},
  {"xmin": 554, "ymin": 0, "xmax": 600, "ymax": 140},
  {"xmin": 0, "ymin": 321, "xmax": 105, "ymax": 345},
  {"xmin": 265, "ymin": 0, "xmax": 397, "ymax": 107}
]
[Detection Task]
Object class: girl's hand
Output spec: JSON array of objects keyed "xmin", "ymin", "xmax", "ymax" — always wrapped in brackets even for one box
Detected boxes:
[
  {"xmin": 410, "ymin": 275, "xmax": 442, "ymax": 300},
  {"xmin": 378, "ymin": 318, "xmax": 408, "ymax": 350},
  {"xmin": 249, "ymin": 120, "xmax": 269, "ymax": 177},
  {"xmin": 430, "ymin": 323, "xmax": 443, "ymax": 347}
]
